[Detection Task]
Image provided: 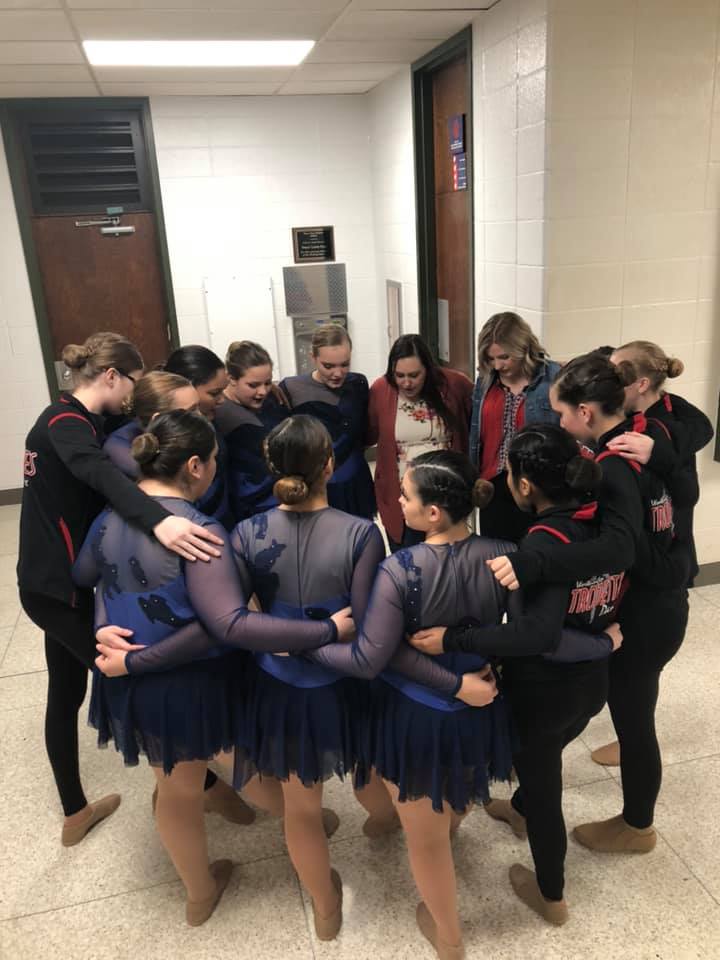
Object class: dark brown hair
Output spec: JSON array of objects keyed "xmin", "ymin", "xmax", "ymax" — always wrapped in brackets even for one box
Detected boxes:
[
  {"xmin": 264, "ymin": 415, "xmax": 333, "ymax": 506},
  {"xmin": 409, "ymin": 450, "xmax": 494, "ymax": 521},
  {"xmin": 385, "ymin": 334, "xmax": 460, "ymax": 434},
  {"xmin": 508, "ymin": 424, "xmax": 601, "ymax": 505},
  {"xmin": 553, "ymin": 352, "xmax": 636, "ymax": 415},
  {"xmin": 132, "ymin": 409, "xmax": 215, "ymax": 480},
  {"xmin": 226, "ymin": 341, "xmax": 272, "ymax": 381}
]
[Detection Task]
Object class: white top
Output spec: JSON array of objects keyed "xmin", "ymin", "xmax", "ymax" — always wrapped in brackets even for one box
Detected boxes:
[{"xmin": 395, "ymin": 397, "xmax": 450, "ymax": 478}]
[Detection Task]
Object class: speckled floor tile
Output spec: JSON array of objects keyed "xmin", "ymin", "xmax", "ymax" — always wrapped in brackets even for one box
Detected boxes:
[{"xmin": 0, "ymin": 619, "xmax": 45, "ymax": 677}]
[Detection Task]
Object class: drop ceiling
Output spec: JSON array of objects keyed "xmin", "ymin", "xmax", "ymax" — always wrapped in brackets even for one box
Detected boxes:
[{"xmin": 0, "ymin": 0, "xmax": 493, "ymax": 97}]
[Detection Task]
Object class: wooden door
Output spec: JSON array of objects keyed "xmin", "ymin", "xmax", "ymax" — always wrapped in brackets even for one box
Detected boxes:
[
  {"xmin": 32, "ymin": 212, "xmax": 171, "ymax": 373},
  {"xmin": 431, "ymin": 54, "xmax": 472, "ymax": 376}
]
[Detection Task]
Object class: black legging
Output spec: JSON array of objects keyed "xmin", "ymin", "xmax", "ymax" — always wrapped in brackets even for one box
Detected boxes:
[
  {"xmin": 504, "ymin": 659, "xmax": 608, "ymax": 901},
  {"xmin": 20, "ymin": 589, "xmax": 218, "ymax": 816},
  {"xmin": 611, "ymin": 588, "xmax": 689, "ymax": 829}
]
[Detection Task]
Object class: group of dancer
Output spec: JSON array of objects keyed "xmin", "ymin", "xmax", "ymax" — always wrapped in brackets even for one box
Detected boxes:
[{"xmin": 17, "ymin": 313, "xmax": 713, "ymax": 958}]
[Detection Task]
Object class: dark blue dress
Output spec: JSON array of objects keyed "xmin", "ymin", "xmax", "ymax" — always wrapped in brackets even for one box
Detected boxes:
[
  {"xmin": 104, "ymin": 420, "xmax": 234, "ymax": 530},
  {"xmin": 307, "ymin": 535, "xmax": 516, "ymax": 812},
  {"xmin": 71, "ymin": 497, "xmax": 336, "ymax": 773},
  {"xmin": 279, "ymin": 373, "xmax": 376, "ymax": 519},
  {"xmin": 214, "ymin": 394, "xmax": 289, "ymax": 522}
]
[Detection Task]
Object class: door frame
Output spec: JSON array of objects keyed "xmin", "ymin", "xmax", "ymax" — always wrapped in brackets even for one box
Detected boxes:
[
  {"xmin": 412, "ymin": 26, "xmax": 474, "ymax": 367},
  {"xmin": 0, "ymin": 97, "xmax": 179, "ymax": 399}
]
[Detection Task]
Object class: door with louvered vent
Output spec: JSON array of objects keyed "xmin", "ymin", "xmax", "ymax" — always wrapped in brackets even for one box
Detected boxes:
[{"xmin": 16, "ymin": 105, "xmax": 173, "ymax": 375}]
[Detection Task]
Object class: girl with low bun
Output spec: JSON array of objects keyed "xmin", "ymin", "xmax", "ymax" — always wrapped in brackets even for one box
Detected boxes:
[
  {"xmin": 215, "ymin": 340, "xmax": 289, "ymax": 521},
  {"xmin": 486, "ymin": 353, "xmax": 691, "ymax": 864},
  {"xmin": 104, "ymin": 371, "xmax": 199, "ymax": 479},
  {"xmin": 307, "ymin": 448, "xmax": 520, "ymax": 959},
  {"xmin": 411, "ymin": 424, "xmax": 625, "ymax": 927},
  {"xmin": 74, "ymin": 409, "xmax": 352, "ymax": 927},
  {"xmin": 17, "ymin": 332, "xmax": 222, "ymax": 847}
]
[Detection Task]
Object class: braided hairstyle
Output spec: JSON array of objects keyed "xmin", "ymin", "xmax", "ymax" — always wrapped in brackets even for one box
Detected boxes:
[
  {"xmin": 409, "ymin": 450, "xmax": 494, "ymax": 522},
  {"xmin": 508, "ymin": 423, "xmax": 601, "ymax": 505},
  {"xmin": 264, "ymin": 414, "xmax": 334, "ymax": 506}
]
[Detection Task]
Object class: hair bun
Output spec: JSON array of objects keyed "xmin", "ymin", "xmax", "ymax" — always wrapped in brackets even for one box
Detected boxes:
[
  {"xmin": 274, "ymin": 475, "xmax": 309, "ymax": 506},
  {"xmin": 666, "ymin": 357, "xmax": 684, "ymax": 378},
  {"xmin": 61, "ymin": 343, "xmax": 91, "ymax": 369},
  {"xmin": 472, "ymin": 477, "xmax": 495, "ymax": 511},
  {"xmin": 564, "ymin": 454, "xmax": 601, "ymax": 495},
  {"xmin": 131, "ymin": 432, "xmax": 161, "ymax": 465}
]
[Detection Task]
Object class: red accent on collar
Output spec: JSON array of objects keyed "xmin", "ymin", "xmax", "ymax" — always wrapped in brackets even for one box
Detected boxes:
[
  {"xmin": 632, "ymin": 412, "xmax": 648, "ymax": 433},
  {"xmin": 596, "ymin": 449, "xmax": 642, "ymax": 473},
  {"xmin": 527, "ymin": 524, "xmax": 571, "ymax": 544},
  {"xmin": 572, "ymin": 501, "xmax": 598, "ymax": 521},
  {"xmin": 663, "ymin": 394, "xmax": 673, "ymax": 412}
]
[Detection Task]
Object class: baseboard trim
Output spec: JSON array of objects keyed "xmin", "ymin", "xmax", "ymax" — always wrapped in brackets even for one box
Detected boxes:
[{"xmin": 0, "ymin": 488, "xmax": 22, "ymax": 506}]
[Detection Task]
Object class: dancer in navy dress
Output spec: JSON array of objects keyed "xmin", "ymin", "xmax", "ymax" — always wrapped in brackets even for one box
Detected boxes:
[
  {"xmin": 78, "ymin": 410, "xmax": 346, "ymax": 925},
  {"xmin": 306, "ymin": 451, "xmax": 516, "ymax": 960},
  {"xmin": 164, "ymin": 345, "xmax": 234, "ymax": 529},
  {"xmin": 104, "ymin": 370, "xmax": 199, "ymax": 478},
  {"xmin": 215, "ymin": 341, "xmax": 288, "ymax": 521},
  {"xmin": 488, "ymin": 354, "xmax": 690, "ymax": 856},
  {"xmin": 279, "ymin": 324, "xmax": 375, "ymax": 519},
  {"xmin": 411, "ymin": 426, "xmax": 624, "ymax": 926}
]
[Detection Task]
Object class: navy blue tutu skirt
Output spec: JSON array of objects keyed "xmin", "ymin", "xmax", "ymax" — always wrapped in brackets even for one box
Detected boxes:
[
  {"xmin": 88, "ymin": 652, "xmax": 244, "ymax": 774},
  {"xmin": 232, "ymin": 658, "xmax": 368, "ymax": 788},
  {"xmin": 357, "ymin": 678, "xmax": 513, "ymax": 813},
  {"xmin": 327, "ymin": 463, "xmax": 376, "ymax": 521}
]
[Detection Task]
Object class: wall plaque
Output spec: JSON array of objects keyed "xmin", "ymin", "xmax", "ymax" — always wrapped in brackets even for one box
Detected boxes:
[{"xmin": 292, "ymin": 226, "xmax": 335, "ymax": 263}]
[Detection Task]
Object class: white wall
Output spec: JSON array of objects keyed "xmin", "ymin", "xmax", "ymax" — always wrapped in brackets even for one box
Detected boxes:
[
  {"xmin": 368, "ymin": 67, "xmax": 419, "ymax": 354},
  {"xmin": 150, "ymin": 94, "xmax": 382, "ymax": 381},
  {"xmin": 542, "ymin": 0, "xmax": 720, "ymax": 563},
  {"xmin": 472, "ymin": 0, "xmax": 549, "ymax": 343},
  {"xmin": 0, "ymin": 137, "xmax": 50, "ymax": 492}
]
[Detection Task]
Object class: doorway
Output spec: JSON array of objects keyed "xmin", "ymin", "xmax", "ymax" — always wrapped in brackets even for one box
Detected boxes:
[
  {"xmin": 0, "ymin": 99, "xmax": 177, "ymax": 395},
  {"xmin": 413, "ymin": 28, "xmax": 474, "ymax": 377}
]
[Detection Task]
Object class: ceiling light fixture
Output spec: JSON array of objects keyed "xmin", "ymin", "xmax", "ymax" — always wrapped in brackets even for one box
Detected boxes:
[{"xmin": 83, "ymin": 40, "xmax": 315, "ymax": 67}]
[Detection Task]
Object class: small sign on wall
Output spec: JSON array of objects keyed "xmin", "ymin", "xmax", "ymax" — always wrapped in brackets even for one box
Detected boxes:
[
  {"xmin": 452, "ymin": 152, "xmax": 467, "ymax": 190},
  {"xmin": 292, "ymin": 226, "xmax": 335, "ymax": 263},
  {"xmin": 448, "ymin": 114, "xmax": 465, "ymax": 154}
]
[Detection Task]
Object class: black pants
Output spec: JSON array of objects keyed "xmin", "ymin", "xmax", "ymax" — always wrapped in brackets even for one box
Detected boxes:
[
  {"xmin": 611, "ymin": 589, "xmax": 689, "ymax": 829},
  {"xmin": 20, "ymin": 589, "xmax": 218, "ymax": 816},
  {"xmin": 504, "ymin": 658, "xmax": 608, "ymax": 900},
  {"xmin": 479, "ymin": 472, "xmax": 530, "ymax": 543}
]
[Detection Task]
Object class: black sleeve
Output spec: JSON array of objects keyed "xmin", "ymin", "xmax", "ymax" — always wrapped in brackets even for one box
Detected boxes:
[
  {"xmin": 49, "ymin": 416, "xmax": 168, "ymax": 535},
  {"xmin": 544, "ymin": 629, "xmax": 613, "ymax": 662},
  {"xmin": 645, "ymin": 420, "xmax": 682, "ymax": 483},
  {"xmin": 125, "ymin": 521, "xmax": 336, "ymax": 674},
  {"xmin": 508, "ymin": 459, "xmax": 638, "ymax": 588},
  {"xmin": 666, "ymin": 396, "xmax": 714, "ymax": 458}
]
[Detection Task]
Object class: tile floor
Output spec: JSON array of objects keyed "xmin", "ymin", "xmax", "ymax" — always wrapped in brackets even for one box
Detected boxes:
[{"xmin": 0, "ymin": 501, "xmax": 718, "ymax": 959}]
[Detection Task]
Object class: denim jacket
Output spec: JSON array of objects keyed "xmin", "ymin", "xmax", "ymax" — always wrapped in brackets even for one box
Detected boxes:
[{"xmin": 469, "ymin": 359, "xmax": 561, "ymax": 467}]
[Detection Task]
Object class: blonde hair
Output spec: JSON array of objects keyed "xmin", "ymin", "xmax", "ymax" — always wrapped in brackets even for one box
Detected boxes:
[
  {"xmin": 476, "ymin": 312, "xmax": 548, "ymax": 382},
  {"xmin": 614, "ymin": 341, "xmax": 684, "ymax": 391},
  {"xmin": 62, "ymin": 332, "xmax": 143, "ymax": 384},
  {"xmin": 311, "ymin": 323, "xmax": 352, "ymax": 356},
  {"xmin": 131, "ymin": 371, "xmax": 193, "ymax": 428}
]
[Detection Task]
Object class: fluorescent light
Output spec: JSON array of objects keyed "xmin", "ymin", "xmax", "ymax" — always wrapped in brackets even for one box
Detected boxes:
[{"xmin": 83, "ymin": 40, "xmax": 315, "ymax": 67}]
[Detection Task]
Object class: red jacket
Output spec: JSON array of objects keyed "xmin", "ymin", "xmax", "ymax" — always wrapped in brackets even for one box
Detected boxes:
[{"xmin": 367, "ymin": 368, "xmax": 473, "ymax": 543}]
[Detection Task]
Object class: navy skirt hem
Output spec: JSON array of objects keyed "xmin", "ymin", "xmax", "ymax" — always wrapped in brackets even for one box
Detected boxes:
[
  {"xmin": 88, "ymin": 654, "xmax": 239, "ymax": 774},
  {"xmin": 356, "ymin": 679, "xmax": 513, "ymax": 814},
  {"xmin": 232, "ymin": 661, "xmax": 367, "ymax": 789}
]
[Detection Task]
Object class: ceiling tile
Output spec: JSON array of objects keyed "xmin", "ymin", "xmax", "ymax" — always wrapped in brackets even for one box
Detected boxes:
[
  {"xmin": 291, "ymin": 62, "xmax": 405, "ymax": 82},
  {"xmin": 326, "ymin": 9, "xmax": 474, "ymax": 41},
  {"xmin": 306, "ymin": 39, "xmax": 437, "ymax": 62},
  {"xmin": 0, "ymin": 64, "xmax": 93, "ymax": 81},
  {"xmin": 0, "ymin": 81, "xmax": 98, "ymax": 95},
  {"xmin": 99, "ymin": 81, "xmax": 282, "ymax": 95},
  {"xmin": 0, "ymin": 42, "xmax": 84, "ymax": 63},
  {"xmin": 72, "ymin": 10, "xmax": 337, "ymax": 41},
  {"xmin": 94, "ymin": 66, "xmax": 294, "ymax": 83},
  {"xmin": 0, "ymin": 11, "xmax": 76, "ymax": 41},
  {"xmin": 278, "ymin": 79, "xmax": 376, "ymax": 95}
]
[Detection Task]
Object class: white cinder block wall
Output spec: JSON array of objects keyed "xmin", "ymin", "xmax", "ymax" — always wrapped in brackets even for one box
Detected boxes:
[
  {"xmin": 472, "ymin": 0, "xmax": 549, "ymax": 346},
  {"xmin": 542, "ymin": 0, "xmax": 720, "ymax": 563},
  {"xmin": 368, "ymin": 67, "xmax": 420, "ymax": 352},
  {"xmin": 151, "ymin": 94, "xmax": 383, "ymax": 382},
  {"xmin": 0, "ymin": 137, "xmax": 50, "ymax": 491}
]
